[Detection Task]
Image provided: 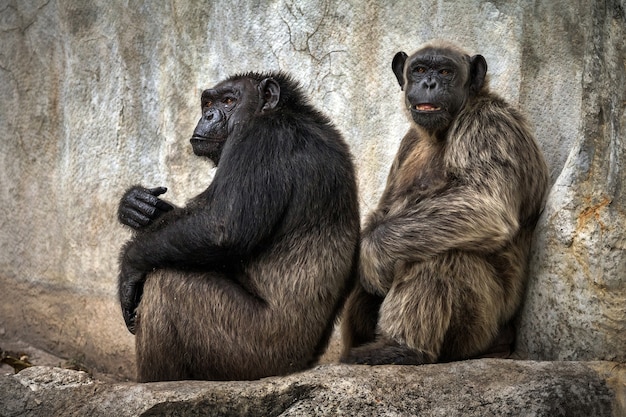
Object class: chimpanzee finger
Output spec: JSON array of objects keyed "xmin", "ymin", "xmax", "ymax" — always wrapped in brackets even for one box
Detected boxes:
[
  {"xmin": 135, "ymin": 190, "xmax": 161, "ymax": 205},
  {"xmin": 119, "ymin": 271, "xmax": 145, "ymax": 334},
  {"xmin": 147, "ymin": 186, "xmax": 168, "ymax": 197},
  {"xmin": 123, "ymin": 217, "xmax": 144, "ymax": 230},
  {"xmin": 155, "ymin": 199, "xmax": 174, "ymax": 212},
  {"xmin": 119, "ymin": 205, "xmax": 151, "ymax": 229},
  {"xmin": 123, "ymin": 307, "xmax": 137, "ymax": 334},
  {"xmin": 119, "ymin": 281, "xmax": 136, "ymax": 333},
  {"xmin": 135, "ymin": 189, "xmax": 173, "ymax": 212},
  {"xmin": 121, "ymin": 201, "xmax": 156, "ymax": 223},
  {"xmin": 145, "ymin": 187, "xmax": 174, "ymax": 212}
]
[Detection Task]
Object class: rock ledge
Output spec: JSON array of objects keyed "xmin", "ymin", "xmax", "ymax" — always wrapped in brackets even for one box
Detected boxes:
[{"xmin": 1, "ymin": 359, "xmax": 624, "ymax": 416}]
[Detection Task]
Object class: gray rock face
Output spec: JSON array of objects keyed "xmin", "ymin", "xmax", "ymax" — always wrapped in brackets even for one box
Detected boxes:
[
  {"xmin": 1, "ymin": 361, "xmax": 624, "ymax": 417},
  {"xmin": 516, "ymin": 2, "xmax": 626, "ymax": 361}
]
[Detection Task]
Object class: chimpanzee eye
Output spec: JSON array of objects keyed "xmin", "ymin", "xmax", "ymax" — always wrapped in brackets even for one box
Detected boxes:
[
  {"xmin": 440, "ymin": 69, "xmax": 452, "ymax": 76},
  {"xmin": 203, "ymin": 100, "xmax": 213, "ymax": 108},
  {"xmin": 223, "ymin": 97, "xmax": 235, "ymax": 106},
  {"xmin": 414, "ymin": 66, "xmax": 427, "ymax": 74}
]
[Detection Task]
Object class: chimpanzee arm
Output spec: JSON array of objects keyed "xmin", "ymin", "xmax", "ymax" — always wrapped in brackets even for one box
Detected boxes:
[
  {"xmin": 123, "ymin": 165, "xmax": 291, "ymax": 271},
  {"xmin": 118, "ymin": 154, "xmax": 293, "ymax": 332},
  {"xmin": 360, "ymin": 168, "xmax": 520, "ymax": 297}
]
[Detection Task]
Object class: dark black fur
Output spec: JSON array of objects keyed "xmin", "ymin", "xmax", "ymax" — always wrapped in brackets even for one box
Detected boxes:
[{"xmin": 117, "ymin": 72, "xmax": 359, "ymax": 381}]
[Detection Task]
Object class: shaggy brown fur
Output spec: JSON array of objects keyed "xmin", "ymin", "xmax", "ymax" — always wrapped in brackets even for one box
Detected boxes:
[{"xmin": 341, "ymin": 41, "xmax": 549, "ymax": 365}]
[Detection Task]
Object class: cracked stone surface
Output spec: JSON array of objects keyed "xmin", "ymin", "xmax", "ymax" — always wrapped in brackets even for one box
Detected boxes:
[{"xmin": 1, "ymin": 361, "xmax": 625, "ymax": 417}]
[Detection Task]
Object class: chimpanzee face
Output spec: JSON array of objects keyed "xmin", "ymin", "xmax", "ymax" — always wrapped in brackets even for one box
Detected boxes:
[
  {"xmin": 392, "ymin": 46, "xmax": 487, "ymax": 135},
  {"xmin": 190, "ymin": 77, "xmax": 280, "ymax": 163}
]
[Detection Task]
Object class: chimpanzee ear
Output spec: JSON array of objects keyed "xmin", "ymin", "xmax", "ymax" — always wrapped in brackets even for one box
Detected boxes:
[
  {"xmin": 469, "ymin": 54, "xmax": 487, "ymax": 95},
  {"xmin": 259, "ymin": 78, "xmax": 280, "ymax": 112},
  {"xmin": 392, "ymin": 52, "xmax": 408, "ymax": 91}
]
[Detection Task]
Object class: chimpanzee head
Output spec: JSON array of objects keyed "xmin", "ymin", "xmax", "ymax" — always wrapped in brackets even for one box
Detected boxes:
[
  {"xmin": 392, "ymin": 41, "xmax": 487, "ymax": 135},
  {"xmin": 190, "ymin": 74, "xmax": 281, "ymax": 164}
]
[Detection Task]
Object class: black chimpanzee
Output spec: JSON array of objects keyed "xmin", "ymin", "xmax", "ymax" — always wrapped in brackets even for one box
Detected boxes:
[{"xmin": 117, "ymin": 72, "xmax": 359, "ymax": 382}]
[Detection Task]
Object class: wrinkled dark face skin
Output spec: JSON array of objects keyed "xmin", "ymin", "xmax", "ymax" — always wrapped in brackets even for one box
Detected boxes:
[
  {"xmin": 190, "ymin": 78, "xmax": 266, "ymax": 164},
  {"xmin": 392, "ymin": 46, "xmax": 487, "ymax": 136}
]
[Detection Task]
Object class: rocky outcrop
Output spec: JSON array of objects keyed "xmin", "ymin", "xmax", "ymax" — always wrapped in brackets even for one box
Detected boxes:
[
  {"xmin": 515, "ymin": 0, "xmax": 626, "ymax": 362},
  {"xmin": 1, "ymin": 361, "xmax": 624, "ymax": 417}
]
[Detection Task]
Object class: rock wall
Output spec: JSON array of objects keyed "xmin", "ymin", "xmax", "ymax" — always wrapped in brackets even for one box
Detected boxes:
[
  {"xmin": 0, "ymin": 0, "xmax": 624, "ymax": 380},
  {"xmin": 516, "ymin": 1, "xmax": 626, "ymax": 361}
]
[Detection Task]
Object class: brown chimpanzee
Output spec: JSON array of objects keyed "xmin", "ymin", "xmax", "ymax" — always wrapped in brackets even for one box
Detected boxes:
[{"xmin": 341, "ymin": 40, "xmax": 549, "ymax": 366}]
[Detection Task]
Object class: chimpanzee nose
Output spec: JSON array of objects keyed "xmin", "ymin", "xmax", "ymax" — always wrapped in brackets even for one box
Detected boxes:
[
  {"xmin": 421, "ymin": 78, "xmax": 437, "ymax": 89},
  {"xmin": 203, "ymin": 108, "xmax": 217, "ymax": 120}
]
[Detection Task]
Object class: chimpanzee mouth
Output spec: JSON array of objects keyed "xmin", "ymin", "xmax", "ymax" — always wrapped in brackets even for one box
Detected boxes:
[
  {"xmin": 190, "ymin": 135, "xmax": 226, "ymax": 143},
  {"xmin": 413, "ymin": 104, "xmax": 441, "ymax": 112}
]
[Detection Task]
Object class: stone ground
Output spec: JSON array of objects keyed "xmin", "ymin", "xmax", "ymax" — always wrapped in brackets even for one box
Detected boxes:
[
  {"xmin": 1, "ymin": 337, "xmax": 121, "ymax": 383},
  {"xmin": 1, "ymin": 335, "xmax": 625, "ymax": 417}
]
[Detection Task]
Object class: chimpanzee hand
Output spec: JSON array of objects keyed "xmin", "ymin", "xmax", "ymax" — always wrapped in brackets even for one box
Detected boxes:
[
  {"xmin": 118, "ymin": 186, "xmax": 174, "ymax": 231},
  {"xmin": 118, "ymin": 259, "xmax": 146, "ymax": 334}
]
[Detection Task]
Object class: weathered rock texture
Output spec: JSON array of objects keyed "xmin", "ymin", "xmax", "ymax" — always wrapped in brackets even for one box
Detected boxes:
[
  {"xmin": 0, "ymin": 0, "xmax": 624, "ymax": 388},
  {"xmin": 1, "ymin": 361, "xmax": 624, "ymax": 417},
  {"xmin": 515, "ymin": 1, "xmax": 626, "ymax": 361}
]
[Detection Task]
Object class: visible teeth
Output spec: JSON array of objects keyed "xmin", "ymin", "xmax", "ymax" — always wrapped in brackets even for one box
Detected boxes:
[{"xmin": 415, "ymin": 104, "xmax": 440, "ymax": 111}]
